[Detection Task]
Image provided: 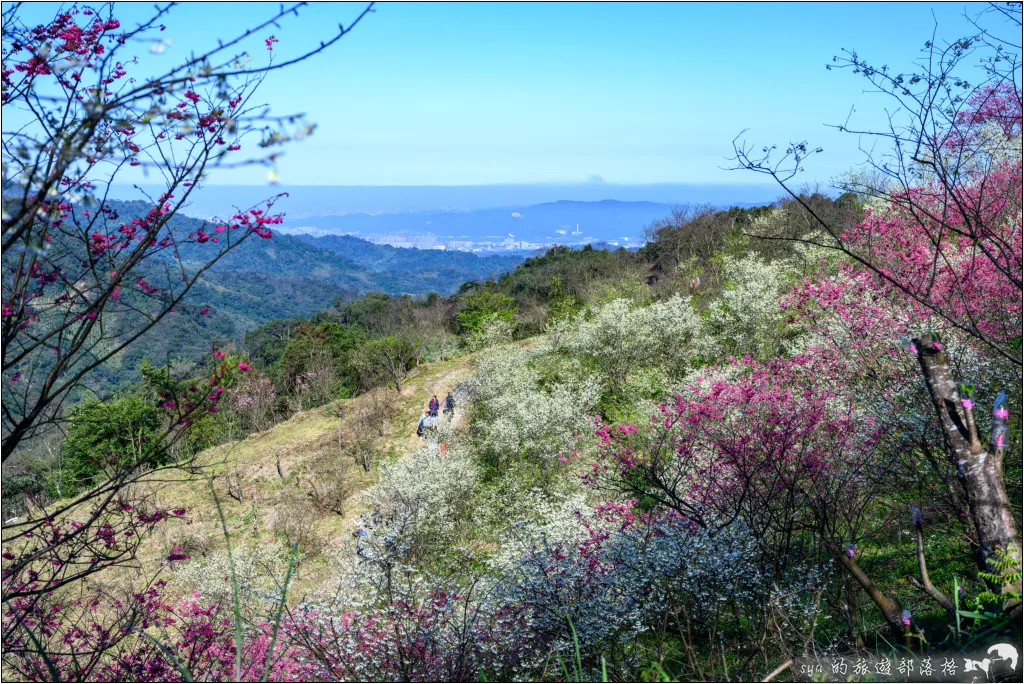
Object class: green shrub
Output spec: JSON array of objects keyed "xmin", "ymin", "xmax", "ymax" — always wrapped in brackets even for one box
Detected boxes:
[
  {"xmin": 352, "ymin": 335, "xmax": 420, "ymax": 392},
  {"xmin": 278, "ymin": 321, "xmax": 366, "ymax": 397},
  {"xmin": 455, "ymin": 291, "xmax": 518, "ymax": 335},
  {"xmin": 61, "ymin": 394, "xmax": 168, "ymax": 493}
]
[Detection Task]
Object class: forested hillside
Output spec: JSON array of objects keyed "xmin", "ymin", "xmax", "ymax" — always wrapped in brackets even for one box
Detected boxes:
[
  {"xmin": 59, "ymin": 201, "xmax": 528, "ymax": 395},
  {"xmin": 297, "ymin": 233, "xmax": 524, "ymax": 277},
  {"xmin": 156, "ymin": 200, "xmax": 528, "ymax": 296}
]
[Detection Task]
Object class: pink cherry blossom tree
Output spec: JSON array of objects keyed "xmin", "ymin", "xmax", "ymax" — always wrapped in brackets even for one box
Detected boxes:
[
  {"xmin": 1, "ymin": 1, "xmax": 374, "ymax": 671},
  {"xmin": 1, "ymin": 1, "xmax": 374, "ymax": 461},
  {"xmin": 582, "ymin": 355, "xmax": 929, "ymax": 638},
  {"xmin": 733, "ymin": 6, "xmax": 1022, "ymax": 367},
  {"xmin": 732, "ymin": 5, "xmax": 1022, "ymax": 614}
]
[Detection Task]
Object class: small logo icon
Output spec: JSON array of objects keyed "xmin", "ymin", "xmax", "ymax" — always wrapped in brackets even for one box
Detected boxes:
[{"xmin": 987, "ymin": 643, "xmax": 1018, "ymax": 671}]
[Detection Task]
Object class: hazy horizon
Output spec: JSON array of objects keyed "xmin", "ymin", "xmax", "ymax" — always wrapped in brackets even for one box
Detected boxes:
[{"xmin": 108, "ymin": 181, "xmax": 788, "ymax": 219}]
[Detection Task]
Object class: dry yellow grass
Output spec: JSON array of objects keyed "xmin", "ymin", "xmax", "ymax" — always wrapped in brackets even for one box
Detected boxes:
[
  {"xmin": 133, "ymin": 352, "xmax": 477, "ymax": 595},
  {"xmin": 20, "ymin": 339, "xmax": 540, "ymax": 605}
]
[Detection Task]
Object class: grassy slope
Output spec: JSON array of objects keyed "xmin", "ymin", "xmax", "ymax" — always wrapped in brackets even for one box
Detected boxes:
[{"xmin": 140, "ymin": 350, "xmax": 478, "ymax": 593}]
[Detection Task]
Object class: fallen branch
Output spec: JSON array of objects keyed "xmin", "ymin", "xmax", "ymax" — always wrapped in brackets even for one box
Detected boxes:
[{"xmin": 762, "ymin": 659, "xmax": 792, "ymax": 682}]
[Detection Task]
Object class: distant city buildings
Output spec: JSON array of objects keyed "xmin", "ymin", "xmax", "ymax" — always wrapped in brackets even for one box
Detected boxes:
[
  {"xmin": 365, "ymin": 232, "xmax": 446, "ymax": 249},
  {"xmin": 360, "ymin": 231, "xmax": 592, "ymax": 253},
  {"xmin": 273, "ymin": 226, "xmax": 633, "ymax": 253}
]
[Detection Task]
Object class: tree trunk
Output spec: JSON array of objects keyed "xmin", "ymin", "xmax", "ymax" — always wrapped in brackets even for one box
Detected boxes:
[
  {"xmin": 835, "ymin": 552, "xmax": 908, "ymax": 642},
  {"xmin": 914, "ymin": 335, "xmax": 1023, "ymax": 602},
  {"xmin": 911, "ymin": 517, "xmax": 955, "ymax": 616}
]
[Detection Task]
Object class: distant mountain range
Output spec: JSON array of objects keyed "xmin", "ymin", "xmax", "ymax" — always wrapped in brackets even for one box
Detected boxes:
[
  {"xmin": 84, "ymin": 204, "xmax": 531, "ymax": 388},
  {"xmin": 295, "ymin": 233, "xmax": 529, "ymax": 272},
  {"xmin": 283, "ymin": 200, "xmax": 685, "ymax": 247},
  {"xmin": 175, "ymin": 225, "xmax": 527, "ymax": 303},
  {"xmin": 106, "ymin": 183, "xmax": 780, "ymax": 249},
  {"xmin": 108, "ymin": 182, "xmax": 781, "ymax": 219}
]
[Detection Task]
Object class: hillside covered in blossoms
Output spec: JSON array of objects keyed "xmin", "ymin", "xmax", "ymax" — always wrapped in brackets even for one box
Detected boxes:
[{"xmin": 2, "ymin": 2, "xmax": 1022, "ymax": 683}]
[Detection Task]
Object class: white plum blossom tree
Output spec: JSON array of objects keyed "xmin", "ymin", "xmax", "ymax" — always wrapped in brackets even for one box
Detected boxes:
[
  {"xmin": 552, "ymin": 295, "xmax": 701, "ymax": 391},
  {"xmin": 465, "ymin": 344, "xmax": 599, "ymax": 469}
]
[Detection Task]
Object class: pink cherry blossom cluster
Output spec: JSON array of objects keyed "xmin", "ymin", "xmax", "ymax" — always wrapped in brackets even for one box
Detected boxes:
[{"xmin": 586, "ymin": 355, "xmax": 881, "ymax": 531}]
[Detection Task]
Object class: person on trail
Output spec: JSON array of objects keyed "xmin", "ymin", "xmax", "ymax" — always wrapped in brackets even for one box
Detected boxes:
[
  {"xmin": 429, "ymin": 395, "xmax": 440, "ymax": 417},
  {"xmin": 354, "ymin": 521, "xmax": 370, "ymax": 558},
  {"xmin": 443, "ymin": 391, "xmax": 455, "ymax": 417},
  {"xmin": 416, "ymin": 410, "xmax": 429, "ymax": 438}
]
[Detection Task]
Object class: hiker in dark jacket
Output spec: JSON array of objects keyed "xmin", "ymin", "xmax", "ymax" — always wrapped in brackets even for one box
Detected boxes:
[
  {"xmin": 429, "ymin": 395, "xmax": 440, "ymax": 417},
  {"xmin": 443, "ymin": 391, "xmax": 455, "ymax": 416}
]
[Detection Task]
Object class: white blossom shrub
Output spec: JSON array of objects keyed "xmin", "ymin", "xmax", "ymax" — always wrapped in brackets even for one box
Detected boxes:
[
  {"xmin": 171, "ymin": 544, "xmax": 292, "ymax": 617},
  {"xmin": 465, "ymin": 345, "xmax": 599, "ymax": 468},
  {"xmin": 702, "ymin": 254, "xmax": 798, "ymax": 360},
  {"xmin": 290, "ymin": 551, "xmax": 540, "ymax": 681},
  {"xmin": 462, "ymin": 315, "xmax": 516, "ymax": 352},
  {"xmin": 552, "ymin": 295, "xmax": 702, "ymax": 391},
  {"xmin": 364, "ymin": 441, "xmax": 480, "ymax": 562},
  {"xmin": 490, "ymin": 486, "xmax": 592, "ymax": 553},
  {"xmin": 281, "ymin": 498, "xmax": 831, "ymax": 680},
  {"xmin": 471, "ymin": 471, "xmax": 586, "ymax": 545},
  {"xmin": 490, "ymin": 509, "xmax": 831, "ymax": 667}
]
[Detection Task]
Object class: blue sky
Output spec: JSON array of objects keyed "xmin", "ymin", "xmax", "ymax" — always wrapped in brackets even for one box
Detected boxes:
[{"xmin": 10, "ymin": 2, "xmax": 1005, "ymax": 187}]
